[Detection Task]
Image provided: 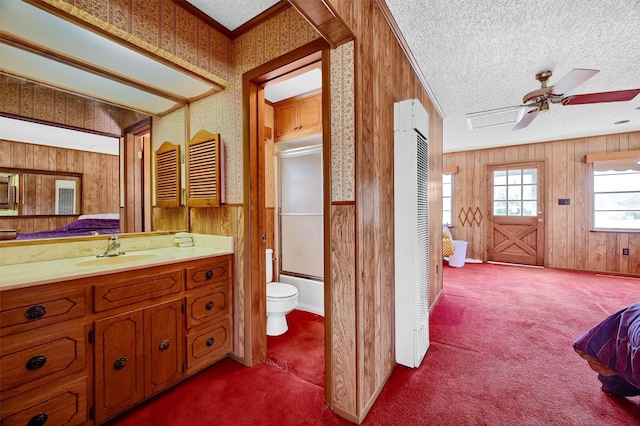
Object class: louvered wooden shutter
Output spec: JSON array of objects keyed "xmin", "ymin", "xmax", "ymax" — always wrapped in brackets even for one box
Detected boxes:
[
  {"xmin": 154, "ymin": 141, "xmax": 181, "ymax": 207},
  {"xmin": 186, "ymin": 130, "xmax": 223, "ymax": 207}
]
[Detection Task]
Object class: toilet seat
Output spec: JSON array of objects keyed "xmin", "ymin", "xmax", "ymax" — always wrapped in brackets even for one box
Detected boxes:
[{"xmin": 267, "ymin": 282, "xmax": 298, "ymax": 299}]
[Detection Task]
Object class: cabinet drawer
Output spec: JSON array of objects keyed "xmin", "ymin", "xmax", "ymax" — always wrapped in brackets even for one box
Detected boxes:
[
  {"xmin": 185, "ymin": 285, "xmax": 229, "ymax": 328},
  {"xmin": 0, "ymin": 287, "xmax": 85, "ymax": 337},
  {"xmin": 93, "ymin": 268, "xmax": 183, "ymax": 312},
  {"xmin": 186, "ymin": 318, "xmax": 231, "ymax": 374},
  {"xmin": 1, "ymin": 323, "xmax": 86, "ymax": 397},
  {"xmin": 185, "ymin": 257, "xmax": 231, "ymax": 290},
  {"xmin": 0, "ymin": 376, "xmax": 87, "ymax": 426}
]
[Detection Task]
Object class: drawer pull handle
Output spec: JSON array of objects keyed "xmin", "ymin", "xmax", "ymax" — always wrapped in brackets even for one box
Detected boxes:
[
  {"xmin": 206, "ymin": 337, "xmax": 215, "ymax": 347},
  {"xmin": 28, "ymin": 413, "xmax": 48, "ymax": 426},
  {"xmin": 205, "ymin": 300, "xmax": 214, "ymax": 310},
  {"xmin": 205, "ymin": 269, "xmax": 214, "ymax": 279},
  {"xmin": 159, "ymin": 340, "xmax": 171, "ymax": 351},
  {"xmin": 114, "ymin": 356, "xmax": 128, "ymax": 370},
  {"xmin": 26, "ymin": 354, "xmax": 47, "ymax": 370},
  {"xmin": 25, "ymin": 305, "xmax": 46, "ymax": 320}
]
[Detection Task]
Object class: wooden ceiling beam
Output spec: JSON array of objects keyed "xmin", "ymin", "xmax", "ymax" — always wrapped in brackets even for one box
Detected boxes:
[{"xmin": 288, "ymin": 0, "xmax": 354, "ymax": 49}]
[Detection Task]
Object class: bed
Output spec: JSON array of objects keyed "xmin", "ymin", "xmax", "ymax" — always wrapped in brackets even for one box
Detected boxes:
[
  {"xmin": 573, "ymin": 302, "xmax": 640, "ymax": 396},
  {"xmin": 16, "ymin": 214, "xmax": 120, "ymax": 240}
]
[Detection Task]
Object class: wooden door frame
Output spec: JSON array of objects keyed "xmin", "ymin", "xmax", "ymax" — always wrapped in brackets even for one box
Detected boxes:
[
  {"xmin": 122, "ymin": 118, "xmax": 152, "ymax": 233},
  {"xmin": 486, "ymin": 161, "xmax": 545, "ymax": 266},
  {"xmin": 242, "ymin": 39, "xmax": 330, "ymax": 372}
]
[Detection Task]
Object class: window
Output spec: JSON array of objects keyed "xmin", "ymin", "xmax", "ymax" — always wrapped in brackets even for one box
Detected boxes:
[
  {"xmin": 443, "ymin": 173, "xmax": 452, "ymax": 225},
  {"xmin": 493, "ymin": 168, "xmax": 537, "ymax": 216},
  {"xmin": 592, "ymin": 160, "xmax": 640, "ymax": 231}
]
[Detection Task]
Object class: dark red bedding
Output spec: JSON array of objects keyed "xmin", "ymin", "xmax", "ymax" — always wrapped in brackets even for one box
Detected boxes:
[
  {"xmin": 574, "ymin": 303, "xmax": 640, "ymax": 396},
  {"xmin": 16, "ymin": 218, "xmax": 120, "ymax": 240}
]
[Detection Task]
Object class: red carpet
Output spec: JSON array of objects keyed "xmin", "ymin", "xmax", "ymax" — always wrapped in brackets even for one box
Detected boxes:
[
  {"xmin": 266, "ymin": 309, "xmax": 325, "ymax": 387},
  {"xmin": 109, "ymin": 264, "xmax": 640, "ymax": 425},
  {"xmin": 367, "ymin": 264, "xmax": 640, "ymax": 425}
]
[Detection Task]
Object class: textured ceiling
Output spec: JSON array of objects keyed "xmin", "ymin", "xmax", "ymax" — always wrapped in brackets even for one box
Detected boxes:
[
  {"xmin": 186, "ymin": 0, "xmax": 281, "ymax": 30},
  {"xmin": 198, "ymin": 0, "xmax": 640, "ymax": 153},
  {"xmin": 4, "ymin": 1, "xmax": 638, "ymax": 154},
  {"xmin": 381, "ymin": 0, "xmax": 640, "ymax": 152}
]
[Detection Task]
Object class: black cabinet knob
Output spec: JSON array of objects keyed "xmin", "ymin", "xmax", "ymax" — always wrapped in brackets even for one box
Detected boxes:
[
  {"xmin": 158, "ymin": 340, "xmax": 171, "ymax": 351},
  {"xmin": 26, "ymin": 354, "xmax": 47, "ymax": 370},
  {"xmin": 28, "ymin": 413, "xmax": 48, "ymax": 426},
  {"xmin": 205, "ymin": 269, "xmax": 214, "ymax": 279},
  {"xmin": 25, "ymin": 305, "xmax": 46, "ymax": 320},
  {"xmin": 205, "ymin": 300, "xmax": 214, "ymax": 310},
  {"xmin": 113, "ymin": 356, "xmax": 128, "ymax": 370},
  {"xmin": 206, "ymin": 337, "xmax": 215, "ymax": 347}
]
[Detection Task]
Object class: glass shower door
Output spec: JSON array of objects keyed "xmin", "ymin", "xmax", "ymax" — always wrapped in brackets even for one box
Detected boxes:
[{"xmin": 278, "ymin": 145, "xmax": 324, "ymax": 279}]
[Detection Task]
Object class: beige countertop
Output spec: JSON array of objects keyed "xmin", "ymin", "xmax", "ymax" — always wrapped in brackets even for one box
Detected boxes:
[{"xmin": 0, "ymin": 233, "xmax": 233, "ymax": 291}]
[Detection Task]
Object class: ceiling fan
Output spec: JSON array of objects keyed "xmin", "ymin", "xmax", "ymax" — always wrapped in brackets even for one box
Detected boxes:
[{"xmin": 466, "ymin": 69, "xmax": 640, "ymax": 131}]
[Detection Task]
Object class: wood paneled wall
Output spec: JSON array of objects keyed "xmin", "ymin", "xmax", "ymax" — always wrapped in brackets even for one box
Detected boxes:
[
  {"xmin": 19, "ymin": 174, "xmax": 81, "ymax": 215},
  {"xmin": 326, "ymin": 1, "xmax": 444, "ymax": 422},
  {"xmin": 0, "ymin": 139, "xmax": 119, "ymax": 234},
  {"xmin": 443, "ymin": 131, "xmax": 640, "ymax": 275}
]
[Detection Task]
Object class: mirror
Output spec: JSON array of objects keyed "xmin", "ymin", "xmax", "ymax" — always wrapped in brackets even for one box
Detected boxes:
[
  {"xmin": 0, "ymin": 1, "xmax": 214, "ymax": 239},
  {"xmin": 0, "ymin": 168, "xmax": 82, "ymax": 216}
]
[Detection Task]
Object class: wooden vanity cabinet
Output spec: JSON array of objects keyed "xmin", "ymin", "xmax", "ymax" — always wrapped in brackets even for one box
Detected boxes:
[
  {"xmin": 1, "ymin": 378, "xmax": 87, "ymax": 426},
  {"xmin": 184, "ymin": 257, "xmax": 233, "ymax": 375},
  {"xmin": 0, "ymin": 284, "xmax": 88, "ymax": 425},
  {"xmin": 94, "ymin": 298, "xmax": 183, "ymax": 424},
  {"xmin": 274, "ymin": 92, "xmax": 322, "ymax": 142},
  {"xmin": 94, "ymin": 308, "xmax": 144, "ymax": 423},
  {"xmin": 0, "ymin": 254, "xmax": 233, "ymax": 425}
]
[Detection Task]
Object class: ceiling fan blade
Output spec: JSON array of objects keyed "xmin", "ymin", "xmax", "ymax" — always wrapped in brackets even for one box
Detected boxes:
[
  {"xmin": 561, "ymin": 88, "xmax": 640, "ymax": 105},
  {"xmin": 549, "ymin": 69, "xmax": 599, "ymax": 96},
  {"xmin": 512, "ymin": 108, "xmax": 539, "ymax": 131}
]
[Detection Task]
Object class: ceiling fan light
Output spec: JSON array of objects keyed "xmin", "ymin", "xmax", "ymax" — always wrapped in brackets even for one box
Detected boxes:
[{"xmin": 539, "ymin": 100, "xmax": 550, "ymax": 112}]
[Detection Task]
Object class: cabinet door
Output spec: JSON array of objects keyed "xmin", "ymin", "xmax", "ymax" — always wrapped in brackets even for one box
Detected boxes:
[
  {"xmin": 185, "ymin": 256, "xmax": 231, "ymax": 290},
  {"xmin": 144, "ymin": 299, "xmax": 183, "ymax": 397},
  {"xmin": 0, "ymin": 287, "xmax": 85, "ymax": 337},
  {"xmin": 94, "ymin": 309, "xmax": 144, "ymax": 424},
  {"xmin": 185, "ymin": 318, "xmax": 231, "ymax": 374},
  {"xmin": 0, "ymin": 323, "xmax": 85, "ymax": 399},
  {"xmin": 0, "ymin": 377, "xmax": 87, "ymax": 426},
  {"xmin": 185, "ymin": 285, "xmax": 229, "ymax": 328},
  {"xmin": 274, "ymin": 101, "xmax": 299, "ymax": 140},
  {"xmin": 297, "ymin": 94, "xmax": 322, "ymax": 135}
]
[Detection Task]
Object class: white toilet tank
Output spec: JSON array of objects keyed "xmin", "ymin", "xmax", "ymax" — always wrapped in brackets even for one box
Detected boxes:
[{"xmin": 266, "ymin": 248, "xmax": 274, "ymax": 283}]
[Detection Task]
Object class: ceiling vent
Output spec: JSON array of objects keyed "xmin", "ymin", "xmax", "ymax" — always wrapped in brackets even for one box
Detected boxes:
[{"xmin": 466, "ymin": 108, "xmax": 526, "ymax": 130}]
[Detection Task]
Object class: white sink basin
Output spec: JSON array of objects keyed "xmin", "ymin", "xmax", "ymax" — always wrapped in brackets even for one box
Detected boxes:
[{"xmin": 75, "ymin": 254, "xmax": 158, "ymax": 267}]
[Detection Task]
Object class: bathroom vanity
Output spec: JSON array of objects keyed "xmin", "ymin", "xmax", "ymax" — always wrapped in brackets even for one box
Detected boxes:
[{"xmin": 0, "ymin": 234, "xmax": 233, "ymax": 425}]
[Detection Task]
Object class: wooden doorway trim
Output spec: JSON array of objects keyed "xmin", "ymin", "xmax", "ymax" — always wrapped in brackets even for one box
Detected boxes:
[
  {"xmin": 486, "ymin": 161, "xmax": 545, "ymax": 266},
  {"xmin": 122, "ymin": 118, "xmax": 152, "ymax": 233},
  {"xmin": 242, "ymin": 38, "xmax": 329, "ymax": 368}
]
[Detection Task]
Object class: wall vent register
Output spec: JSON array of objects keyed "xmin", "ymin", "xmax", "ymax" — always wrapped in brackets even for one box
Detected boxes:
[{"xmin": 394, "ymin": 99, "xmax": 430, "ymax": 368}]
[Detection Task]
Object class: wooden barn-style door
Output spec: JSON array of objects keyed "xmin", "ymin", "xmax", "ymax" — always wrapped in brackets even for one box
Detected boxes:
[{"xmin": 487, "ymin": 162, "xmax": 545, "ymax": 266}]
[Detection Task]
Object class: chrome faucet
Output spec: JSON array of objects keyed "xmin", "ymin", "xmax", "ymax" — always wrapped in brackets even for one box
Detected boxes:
[{"xmin": 98, "ymin": 235, "xmax": 123, "ymax": 257}]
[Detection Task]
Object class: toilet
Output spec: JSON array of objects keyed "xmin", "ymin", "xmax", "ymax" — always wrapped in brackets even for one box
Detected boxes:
[{"xmin": 266, "ymin": 249, "xmax": 299, "ymax": 336}]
